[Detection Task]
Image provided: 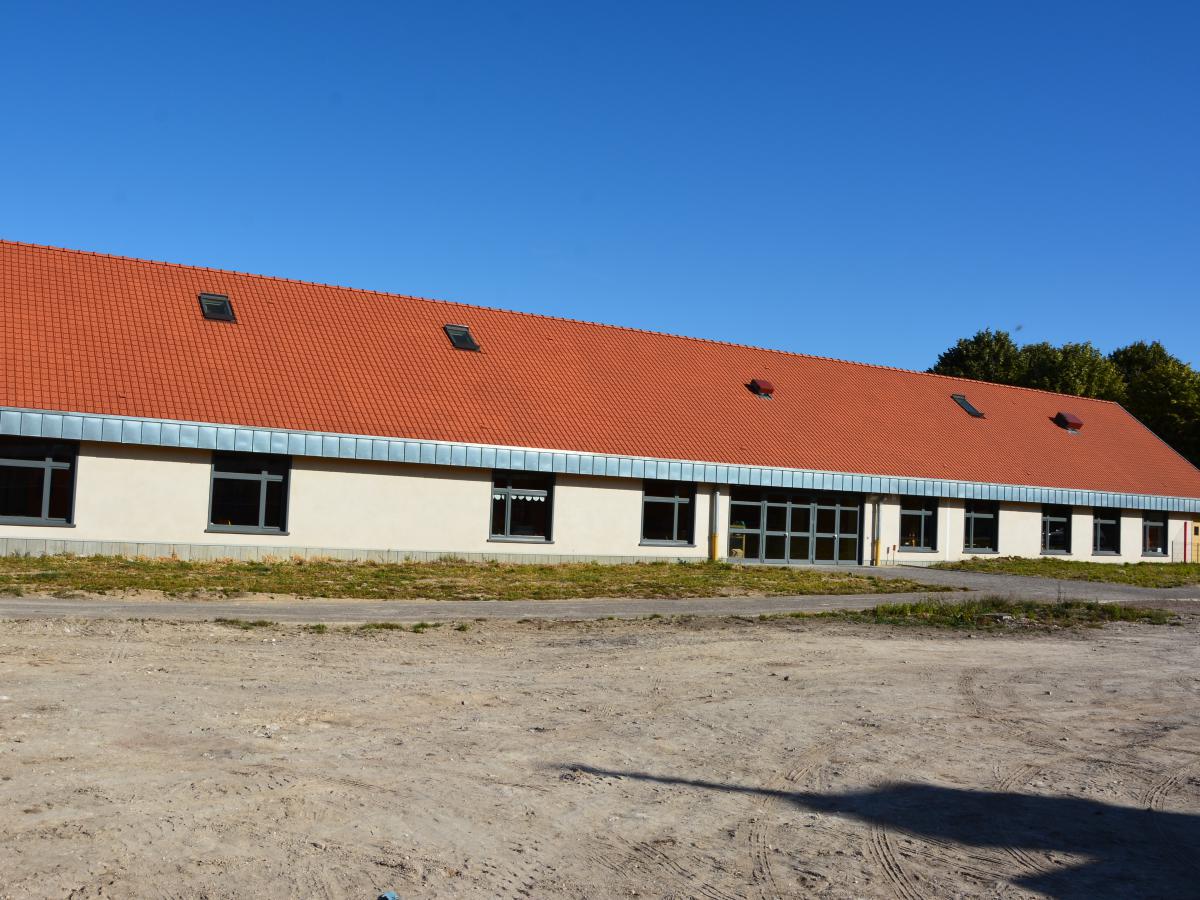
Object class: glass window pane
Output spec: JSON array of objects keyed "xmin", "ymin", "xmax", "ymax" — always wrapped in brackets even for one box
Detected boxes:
[
  {"xmin": 766, "ymin": 505, "xmax": 787, "ymax": 532},
  {"xmin": 969, "ymin": 514, "xmax": 997, "ymax": 551},
  {"xmin": 48, "ymin": 467, "xmax": 73, "ymax": 521},
  {"xmin": 790, "ymin": 506, "xmax": 811, "ymax": 534},
  {"xmin": 789, "ymin": 535, "xmax": 810, "ymax": 561},
  {"xmin": 676, "ymin": 500, "xmax": 695, "ymax": 544},
  {"xmin": 491, "ymin": 496, "xmax": 507, "ymax": 536},
  {"xmin": 814, "ymin": 536, "xmax": 836, "ymax": 560},
  {"xmin": 838, "ymin": 536, "xmax": 859, "ymax": 562},
  {"xmin": 0, "ymin": 465, "xmax": 44, "ymax": 518},
  {"xmin": 899, "ymin": 513, "xmax": 922, "ymax": 548},
  {"xmin": 504, "ymin": 472, "xmax": 552, "ymax": 492},
  {"xmin": 839, "ymin": 508, "xmax": 859, "ymax": 535},
  {"xmin": 765, "ymin": 535, "xmax": 787, "ymax": 560},
  {"xmin": 730, "ymin": 503, "xmax": 761, "ymax": 531},
  {"xmin": 263, "ymin": 479, "xmax": 286, "ymax": 530},
  {"xmin": 642, "ymin": 501, "xmax": 676, "ymax": 542},
  {"xmin": 731, "ymin": 487, "xmax": 761, "ymax": 503},
  {"xmin": 508, "ymin": 494, "xmax": 550, "ymax": 538},
  {"xmin": 816, "ymin": 508, "xmax": 836, "ymax": 534},
  {"xmin": 729, "ymin": 531, "xmax": 759, "ymax": 560},
  {"xmin": 643, "ymin": 480, "xmax": 677, "ymax": 500},
  {"xmin": 210, "ymin": 477, "xmax": 261, "ymax": 527},
  {"xmin": 1143, "ymin": 518, "xmax": 1166, "ymax": 554}
]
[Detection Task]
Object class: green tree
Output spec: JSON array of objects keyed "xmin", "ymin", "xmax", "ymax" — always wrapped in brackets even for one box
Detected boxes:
[
  {"xmin": 929, "ymin": 329, "xmax": 1025, "ymax": 384},
  {"xmin": 1110, "ymin": 342, "xmax": 1200, "ymax": 466}
]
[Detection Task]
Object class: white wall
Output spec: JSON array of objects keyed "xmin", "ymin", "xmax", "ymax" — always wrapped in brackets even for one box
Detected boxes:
[
  {"xmin": 874, "ymin": 496, "xmax": 1193, "ymax": 565},
  {"xmin": 2, "ymin": 442, "xmax": 1194, "ymax": 564},
  {"xmin": 0, "ymin": 443, "xmax": 714, "ymax": 559}
]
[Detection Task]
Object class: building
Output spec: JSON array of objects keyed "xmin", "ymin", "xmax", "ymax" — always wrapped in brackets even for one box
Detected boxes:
[{"xmin": 2, "ymin": 239, "xmax": 1198, "ymax": 565}]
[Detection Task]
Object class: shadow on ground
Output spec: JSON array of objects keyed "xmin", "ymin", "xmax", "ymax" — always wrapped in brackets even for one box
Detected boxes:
[{"xmin": 565, "ymin": 765, "xmax": 1200, "ymax": 899}]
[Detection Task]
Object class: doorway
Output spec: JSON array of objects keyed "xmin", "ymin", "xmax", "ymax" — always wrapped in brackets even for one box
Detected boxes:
[{"xmin": 727, "ymin": 487, "xmax": 862, "ymax": 564}]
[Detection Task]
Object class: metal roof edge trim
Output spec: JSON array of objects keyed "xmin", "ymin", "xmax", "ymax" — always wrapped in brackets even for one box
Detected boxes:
[{"xmin": 3, "ymin": 406, "xmax": 1198, "ymax": 513}]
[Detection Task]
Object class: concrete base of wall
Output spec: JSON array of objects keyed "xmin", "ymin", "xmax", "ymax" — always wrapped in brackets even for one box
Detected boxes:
[{"xmin": 0, "ymin": 536, "xmax": 705, "ymax": 566}]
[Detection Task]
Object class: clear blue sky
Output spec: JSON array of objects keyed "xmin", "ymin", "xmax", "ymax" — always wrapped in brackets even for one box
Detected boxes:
[{"xmin": 4, "ymin": 2, "xmax": 1198, "ymax": 369}]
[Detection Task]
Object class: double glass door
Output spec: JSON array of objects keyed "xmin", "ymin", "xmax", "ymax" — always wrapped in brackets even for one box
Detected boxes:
[{"xmin": 728, "ymin": 488, "xmax": 861, "ymax": 564}]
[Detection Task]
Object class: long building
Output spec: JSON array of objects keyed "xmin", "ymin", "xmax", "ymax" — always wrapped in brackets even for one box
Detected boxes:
[{"xmin": 2, "ymin": 240, "xmax": 1198, "ymax": 564}]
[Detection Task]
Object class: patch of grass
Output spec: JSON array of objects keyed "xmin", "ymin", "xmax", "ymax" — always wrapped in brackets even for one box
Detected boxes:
[
  {"xmin": 358, "ymin": 621, "xmax": 408, "ymax": 631},
  {"xmin": 0, "ymin": 554, "xmax": 949, "ymax": 601},
  {"xmin": 212, "ymin": 617, "xmax": 276, "ymax": 630},
  {"xmin": 932, "ymin": 556, "xmax": 1200, "ymax": 588},
  {"xmin": 301, "ymin": 623, "xmax": 328, "ymax": 634},
  {"xmin": 453, "ymin": 622, "xmax": 470, "ymax": 632},
  {"xmin": 771, "ymin": 597, "xmax": 1172, "ymax": 629}
]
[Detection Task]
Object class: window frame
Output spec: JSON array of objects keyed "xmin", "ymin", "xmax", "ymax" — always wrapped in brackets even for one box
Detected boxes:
[
  {"xmin": 0, "ymin": 438, "xmax": 78, "ymax": 527},
  {"xmin": 898, "ymin": 497, "xmax": 938, "ymax": 552},
  {"xmin": 198, "ymin": 293, "xmax": 236, "ymax": 322},
  {"xmin": 640, "ymin": 480, "xmax": 697, "ymax": 546},
  {"xmin": 1142, "ymin": 512, "xmax": 1168, "ymax": 557},
  {"xmin": 1040, "ymin": 504, "xmax": 1072, "ymax": 555},
  {"xmin": 1092, "ymin": 507, "xmax": 1121, "ymax": 556},
  {"xmin": 489, "ymin": 471, "xmax": 554, "ymax": 543},
  {"xmin": 963, "ymin": 500, "xmax": 999, "ymax": 553},
  {"xmin": 206, "ymin": 452, "xmax": 291, "ymax": 535}
]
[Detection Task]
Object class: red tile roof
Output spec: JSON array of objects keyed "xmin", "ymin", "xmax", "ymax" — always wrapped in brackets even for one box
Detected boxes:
[{"xmin": 3, "ymin": 239, "xmax": 1199, "ymax": 499}]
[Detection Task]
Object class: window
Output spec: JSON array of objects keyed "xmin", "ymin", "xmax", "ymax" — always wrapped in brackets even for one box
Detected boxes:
[
  {"xmin": 1040, "ymin": 505, "xmax": 1072, "ymax": 554},
  {"xmin": 199, "ymin": 293, "xmax": 235, "ymax": 321},
  {"xmin": 899, "ymin": 498, "xmax": 938, "ymax": 551},
  {"xmin": 444, "ymin": 324, "xmax": 480, "ymax": 351},
  {"xmin": 1142, "ymin": 513, "xmax": 1167, "ymax": 556},
  {"xmin": 963, "ymin": 501, "xmax": 998, "ymax": 552},
  {"xmin": 1093, "ymin": 508, "xmax": 1121, "ymax": 555},
  {"xmin": 641, "ymin": 481, "xmax": 695, "ymax": 544},
  {"xmin": 951, "ymin": 393, "xmax": 985, "ymax": 418},
  {"xmin": 0, "ymin": 438, "xmax": 77, "ymax": 525},
  {"xmin": 209, "ymin": 453, "xmax": 290, "ymax": 533},
  {"xmin": 490, "ymin": 471, "xmax": 552, "ymax": 541}
]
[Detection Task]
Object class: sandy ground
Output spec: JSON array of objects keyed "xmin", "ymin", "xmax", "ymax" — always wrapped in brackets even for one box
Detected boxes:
[{"xmin": 2, "ymin": 615, "xmax": 1198, "ymax": 900}]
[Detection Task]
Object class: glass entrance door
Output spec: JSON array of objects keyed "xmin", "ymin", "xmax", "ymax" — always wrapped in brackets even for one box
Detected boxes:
[{"xmin": 729, "ymin": 488, "xmax": 861, "ymax": 564}]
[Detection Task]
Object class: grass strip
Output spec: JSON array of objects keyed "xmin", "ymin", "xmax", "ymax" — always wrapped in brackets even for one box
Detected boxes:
[
  {"xmin": 0, "ymin": 555, "xmax": 947, "ymax": 600},
  {"xmin": 770, "ymin": 597, "xmax": 1172, "ymax": 628},
  {"xmin": 931, "ymin": 556, "xmax": 1200, "ymax": 588}
]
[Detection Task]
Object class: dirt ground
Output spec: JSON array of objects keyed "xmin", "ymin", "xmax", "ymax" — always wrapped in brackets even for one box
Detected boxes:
[{"xmin": 2, "ymin": 615, "xmax": 1198, "ymax": 900}]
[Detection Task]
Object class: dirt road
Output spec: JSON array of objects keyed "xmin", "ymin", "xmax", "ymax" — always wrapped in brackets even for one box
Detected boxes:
[{"xmin": 2, "ymin": 615, "xmax": 1198, "ymax": 898}]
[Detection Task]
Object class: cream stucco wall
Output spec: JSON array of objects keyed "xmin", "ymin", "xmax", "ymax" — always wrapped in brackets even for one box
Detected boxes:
[
  {"xmin": 1, "ymin": 443, "xmax": 1195, "ymax": 564},
  {"xmin": 0, "ymin": 443, "xmax": 714, "ymax": 559},
  {"xmin": 873, "ymin": 497, "xmax": 1193, "ymax": 565}
]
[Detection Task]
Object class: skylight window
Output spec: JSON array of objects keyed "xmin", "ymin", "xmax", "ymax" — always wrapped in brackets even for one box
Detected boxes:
[
  {"xmin": 444, "ymin": 324, "xmax": 480, "ymax": 352},
  {"xmin": 951, "ymin": 393, "xmax": 984, "ymax": 418},
  {"xmin": 199, "ymin": 293, "xmax": 235, "ymax": 322}
]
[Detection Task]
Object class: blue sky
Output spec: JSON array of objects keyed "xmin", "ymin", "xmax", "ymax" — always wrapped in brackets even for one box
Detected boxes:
[{"xmin": 4, "ymin": 2, "xmax": 1198, "ymax": 369}]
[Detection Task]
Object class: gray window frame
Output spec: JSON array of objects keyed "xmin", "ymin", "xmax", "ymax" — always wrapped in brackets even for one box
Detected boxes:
[
  {"xmin": 899, "ymin": 498, "xmax": 938, "ymax": 552},
  {"xmin": 727, "ymin": 487, "xmax": 860, "ymax": 565},
  {"xmin": 489, "ymin": 471, "xmax": 554, "ymax": 543},
  {"xmin": 199, "ymin": 293, "xmax": 236, "ymax": 322},
  {"xmin": 0, "ymin": 439, "xmax": 78, "ymax": 526},
  {"xmin": 1040, "ymin": 505, "xmax": 1072, "ymax": 555},
  {"xmin": 1092, "ymin": 508, "xmax": 1121, "ymax": 556},
  {"xmin": 1142, "ymin": 512, "xmax": 1168, "ymax": 557},
  {"xmin": 207, "ymin": 452, "xmax": 290, "ymax": 535},
  {"xmin": 963, "ymin": 501, "xmax": 999, "ymax": 553},
  {"xmin": 640, "ymin": 480, "xmax": 696, "ymax": 546}
]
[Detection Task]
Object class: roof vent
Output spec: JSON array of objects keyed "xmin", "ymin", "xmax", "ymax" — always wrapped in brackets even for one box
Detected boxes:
[
  {"xmin": 951, "ymin": 393, "xmax": 984, "ymax": 418},
  {"xmin": 199, "ymin": 293, "xmax": 235, "ymax": 322},
  {"xmin": 1054, "ymin": 411, "xmax": 1083, "ymax": 432},
  {"xmin": 748, "ymin": 379, "xmax": 775, "ymax": 398},
  {"xmin": 444, "ymin": 324, "xmax": 480, "ymax": 352}
]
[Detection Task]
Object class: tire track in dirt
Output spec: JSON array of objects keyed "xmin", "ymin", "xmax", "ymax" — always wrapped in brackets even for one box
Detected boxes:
[
  {"xmin": 865, "ymin": 824, "xmax": 923, "ymax": 900},
  {"xmin": 742, "ymin": 733, "xmax": 849, "ymax": 899},
  {"xmin": 584, "ymin": 834, "xmax": 741, "ymax": 900}
]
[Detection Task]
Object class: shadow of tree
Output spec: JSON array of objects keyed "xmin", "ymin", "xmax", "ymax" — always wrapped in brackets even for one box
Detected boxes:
[{"xmin": 565, "ymin": 765, "xmax": 1200, "ymax": 899}]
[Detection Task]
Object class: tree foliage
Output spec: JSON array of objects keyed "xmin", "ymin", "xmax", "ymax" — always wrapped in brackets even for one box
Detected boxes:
[{"xmin": 929, "ymin": 331, "xmax": 1200, "ymax": 466}]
